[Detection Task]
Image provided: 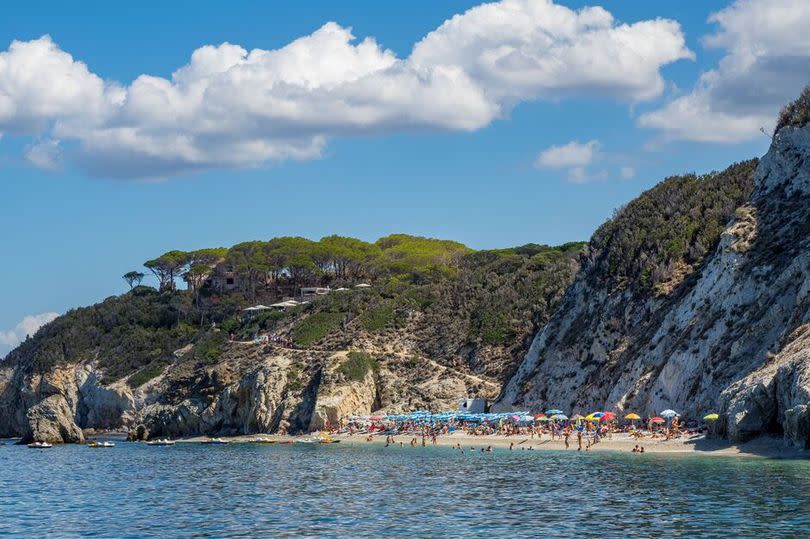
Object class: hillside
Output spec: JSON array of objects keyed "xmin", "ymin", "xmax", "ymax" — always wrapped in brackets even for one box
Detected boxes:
[
  {"xmin": 0, "ymin": 237, "xmax": 583, "ymax": 442},
  {"xmin": 497, "ymin": 93, "xmax": 810, "ymax": 448}
]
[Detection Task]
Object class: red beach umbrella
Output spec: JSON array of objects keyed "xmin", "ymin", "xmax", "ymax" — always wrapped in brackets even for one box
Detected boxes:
[
  {"xmin": 650, "ymin": 417, "xmax": 665, "ymax": 424},
  {"xmin": 600, "ymin": 412, "xmax": 616, "ymax": 421}
]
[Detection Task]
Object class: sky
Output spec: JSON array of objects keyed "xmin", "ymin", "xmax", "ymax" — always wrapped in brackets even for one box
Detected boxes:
[{"xmin": 2, "ymin": 0, "xmax": 807, "ymax": 355}]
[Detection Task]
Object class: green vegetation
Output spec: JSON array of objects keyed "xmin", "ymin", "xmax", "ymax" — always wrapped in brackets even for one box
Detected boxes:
[
  {"xmin": 338, "ymin": 351, "xmax": 379, "ymax": 382},
  {"xmin": 590, "ymin": 160, "xmax": 757, "ymax": 292},
  {"xmin": 189, "ymin": 330, "xmax": 227, "ymax": 364},
  {"xmin": 776, "ymin": 84, "xmax": 810, "ymax": 132},
  {"xmin": 359, "ymin": 300, "xmax": 403, "ymax": 332},
  {"xmin": 6, "ymin": 287, "xmax": 197, "ymax": 380},
  {"xmin": 292, "ymin": 312, "xmax": 344, "ymax": 347},
  {"xmin": 128, "ymin": 361, "xmax": 167, "ymax": 388},
  {"xmin": 470, "ymin": 309, "xmax": 516, "ymax": 345}
]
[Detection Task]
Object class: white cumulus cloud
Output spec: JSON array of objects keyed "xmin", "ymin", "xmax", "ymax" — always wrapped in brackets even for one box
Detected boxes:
[
  {"xmin": 536, "ymin": 139, "xmax": 601, "ymax": 169},
  {"xmin": 639, "ymin": 0, "xmax": 810, "ymax": 143},
  {"xmin": 0, "ymin": 312, "xmax": 59, "ymax": 357},
  {"xmin": 0, "ymin": 0, "xmax": 692, "ymax": 179}
]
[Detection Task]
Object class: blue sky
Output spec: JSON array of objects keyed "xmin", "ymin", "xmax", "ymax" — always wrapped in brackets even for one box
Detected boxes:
[{"xmin": 2, "ymin": 0, "xmax": 806, "ymax": 354}]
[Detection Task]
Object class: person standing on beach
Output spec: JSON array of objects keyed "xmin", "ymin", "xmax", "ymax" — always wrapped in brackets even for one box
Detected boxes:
[
  {"xmin": 577, "ymin": 430, "xmax": 583, "ymax": 451},
  {"xmin": 564, "ymin": 427, "xmax": 570, "ymax": 449}
]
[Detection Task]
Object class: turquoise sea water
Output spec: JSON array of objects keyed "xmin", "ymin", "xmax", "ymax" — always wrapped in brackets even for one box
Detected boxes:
[{"xmin": 1, "ymin": 440, "xmax": 808, "ymax": 538}]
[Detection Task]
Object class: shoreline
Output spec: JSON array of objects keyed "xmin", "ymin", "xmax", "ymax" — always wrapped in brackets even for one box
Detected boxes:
[{"xmin": 85, "ymin": 431, "xmax": 809, "ymax": 459}]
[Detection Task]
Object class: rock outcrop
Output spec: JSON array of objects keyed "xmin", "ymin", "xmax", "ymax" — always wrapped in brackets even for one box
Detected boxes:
[
  {"xmin": 720, "ymin": 325, "xmax": 810, "ymax": 447},
  {"xmin": 22, "ymin": 394, "xmax": 85, "ymax": 444}
]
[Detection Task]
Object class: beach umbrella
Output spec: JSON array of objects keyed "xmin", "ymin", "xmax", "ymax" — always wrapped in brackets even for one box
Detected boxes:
[
  {"xmin": 624, "ymin": 413, "xmax": 641, "ymax": 420},
  {"xmin": 585, "ymin": 412, "xmax": 603, "ymax": 421},
  {"xmin": 703, "ymin": 413, "xmax": 719, "ymax": 421},
  {"xmin": 551, "ymin": 414, "xmax": 568, "ymax": 420},
  {"xmin": 545, "ymin": 409, "xmax": 564, "ymax": 415},
  {"xmin": 571, "ymin": 414, "xmax": 585, "ymax": 420},
  {"xmin": 600, "ymin": 412, "xmax": 616, "ymax": 421},
  {"xmin": 660, "ymin": 409, "xmax": 679, "ymax": 418},
  {"xmin": 534, "ymin": 414, "xmax": 547, "ymax": 420},
  {"xmin": 650, "ymin": 417, "xmax": 665, "ymax": 424}
]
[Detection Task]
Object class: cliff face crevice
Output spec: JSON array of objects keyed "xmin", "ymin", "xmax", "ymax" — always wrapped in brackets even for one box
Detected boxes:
[{"xmin": 496, "ymin": 124, "xmax": 810, "ymax": 447}]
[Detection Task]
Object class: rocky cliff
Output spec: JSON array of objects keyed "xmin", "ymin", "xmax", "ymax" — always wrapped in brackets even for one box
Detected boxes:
[{"xmin": 496, "ymin": 122, "xmax": 809, "ymax": 447}]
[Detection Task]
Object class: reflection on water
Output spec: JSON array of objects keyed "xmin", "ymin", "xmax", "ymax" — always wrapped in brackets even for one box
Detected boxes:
[{"xmin": 1, "ymin": 441, "xmax": 808, "ymax": 537}]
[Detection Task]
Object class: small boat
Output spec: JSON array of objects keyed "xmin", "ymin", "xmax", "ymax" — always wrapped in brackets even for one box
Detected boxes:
[
  {"xmin": 251, "ymin": 437, "xmax": 276, "ymax": 444},
  {"xmin": 27, "ymin": 442, "xmax": 53, "ymax": 449},
  {"xmin": 88, "ymin": 441, "xmax": 115, "ymax": 448},
  {"xmin": 202, "ymin": 437, "xmax": 230, "ymax": 445},
  {"xmin": 146, "ymin": 439, "xmax": 176, "ymax": 446}
]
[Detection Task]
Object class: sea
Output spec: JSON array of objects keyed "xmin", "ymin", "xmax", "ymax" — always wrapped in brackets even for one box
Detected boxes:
[{"xmin": 1, "ymin": 439, "xmax": 808, "ymax": 537}]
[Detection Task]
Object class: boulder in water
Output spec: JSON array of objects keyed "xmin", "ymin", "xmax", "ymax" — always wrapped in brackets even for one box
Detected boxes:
[{"xmin": 22, "ymin": 394, "xmax": 85, "ymax": 444}]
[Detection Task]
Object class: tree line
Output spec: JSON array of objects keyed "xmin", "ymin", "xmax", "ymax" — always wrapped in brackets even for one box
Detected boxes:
[{"xmin": 124, "ymin": 234, "xmax": 472, "ymax": 299}]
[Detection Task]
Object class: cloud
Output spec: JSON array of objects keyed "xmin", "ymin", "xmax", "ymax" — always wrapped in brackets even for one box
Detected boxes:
[
  {"xmin": 639, "ymin": 0, "xmax": 810, "ymax": 143},
  {"xmin": 0, "ymin": 312, "xmax": 58, "ymax": 357},
  {"xmin": 0, "ymin": 0, "xmax": 692, "ymax": 179},
  {"xmin": 620, "ymin": 165, "xmax": 635, "ymax": 179},
  {"xmin": 536, "ymin": 139, "xmax": 609, "ymax": 182},
  {"xmin": 536, "ymin": 139, "xmax": 600, "ymax": 169},
  {"xmin": 25, "ymin": 138, "xmax": 63, "ymax": 170}
]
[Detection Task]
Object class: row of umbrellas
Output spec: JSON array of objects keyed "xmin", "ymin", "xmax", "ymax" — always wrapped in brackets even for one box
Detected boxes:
[{"xmin": 360, "ymin": 409, "xmax": 721, "ymax": 424}]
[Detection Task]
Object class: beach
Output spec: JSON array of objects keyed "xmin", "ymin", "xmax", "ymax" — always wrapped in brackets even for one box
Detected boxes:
[{"xmin": 151, "ymin": 431, "xmax": 810, "ymax": 459}]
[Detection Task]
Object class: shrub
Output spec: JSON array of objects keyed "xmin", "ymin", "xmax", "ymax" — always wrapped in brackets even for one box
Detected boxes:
[
  {"xmin": 360, "ymin": 301, "xmax": 404, "ymax": 332},
  {"xmin": 776, "ymin": 85, "xmax": 810, "ymax": 132},
  {"xmin": 190, "ymin": 330, "xmax": 226, "ymax": 364},
  {"xmin": 470, "ymin": 309, "xmax": 517, "ymax": 345},
  {"xmin": 292, "ymin": 312, "xmax": 344, "ymax": 347},
  {"xmin": 128, "ymin": 361, "xmax": 167, "ymax": 388},
  {"xmin": 338, "ymin": 352, "xmax": 379, "ymax": 382}
]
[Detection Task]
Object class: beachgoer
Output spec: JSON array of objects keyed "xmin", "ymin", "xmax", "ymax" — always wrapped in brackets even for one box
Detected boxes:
[{"xmin": 577, "ymin": 431, "xmax": 583, "ymax": 451}]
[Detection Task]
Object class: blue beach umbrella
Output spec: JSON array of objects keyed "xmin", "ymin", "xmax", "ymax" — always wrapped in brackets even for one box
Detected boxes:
[{"xmin": 545, "ymin": 409, "xmax": 564, "ymax": 415}]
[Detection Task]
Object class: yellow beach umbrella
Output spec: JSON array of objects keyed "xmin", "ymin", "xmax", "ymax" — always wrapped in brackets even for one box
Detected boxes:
[
  {"xmin": 703, "ymin": 413, "xmax": 719, "ymax": 421},
  {"xmin": 625, "ymin": 413, "xmax": 641, "ymax": 420}
]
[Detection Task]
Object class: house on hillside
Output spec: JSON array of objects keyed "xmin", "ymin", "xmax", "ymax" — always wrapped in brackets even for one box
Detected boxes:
[
  {"xmin": 299, "ymin": 286, "xmax": 331, "ymax": 300},
  {"xmin": 207, "ymin": 265, "xmax": 239, "ymax": 292}
]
